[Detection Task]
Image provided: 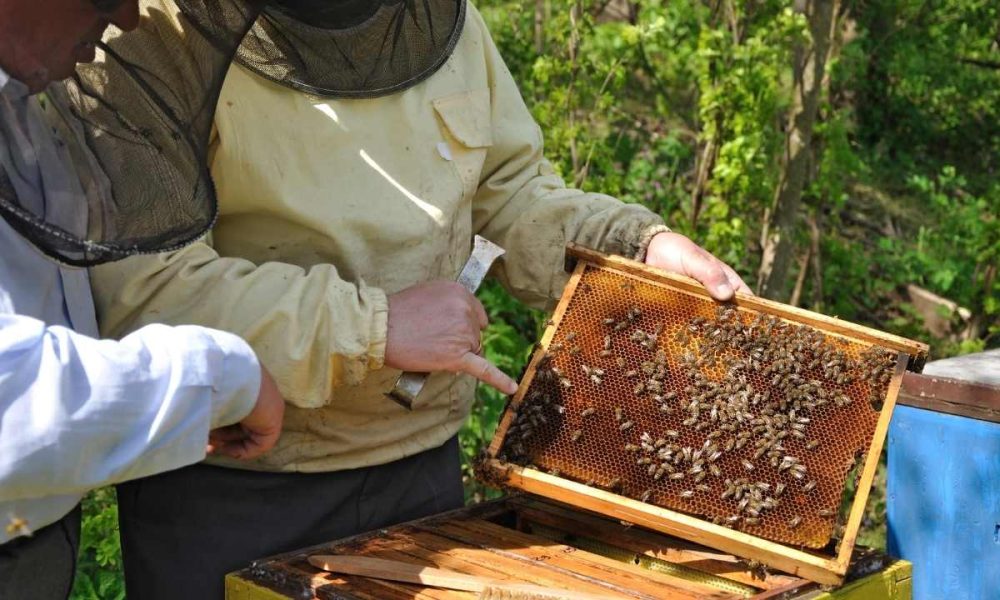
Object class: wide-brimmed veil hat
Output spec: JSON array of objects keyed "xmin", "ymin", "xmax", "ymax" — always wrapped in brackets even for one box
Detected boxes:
[{"xmin": 0, "ymin": 0, "xmax": 462, "ymax": 266}]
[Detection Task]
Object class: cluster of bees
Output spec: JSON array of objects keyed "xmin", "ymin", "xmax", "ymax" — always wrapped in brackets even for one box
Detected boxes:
[{"xmin": 499, "ymin": 276, "xmax": 897, "ymax": 545}]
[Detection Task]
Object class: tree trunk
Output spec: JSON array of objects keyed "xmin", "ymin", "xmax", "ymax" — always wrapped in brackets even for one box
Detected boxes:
[
  {"xmin": 534, "ymin": 0, "xmax": 545, "ymax": 55},
  {"xmin": 756, "ymin": 0, "xmax": 839, "ymax": 300}
]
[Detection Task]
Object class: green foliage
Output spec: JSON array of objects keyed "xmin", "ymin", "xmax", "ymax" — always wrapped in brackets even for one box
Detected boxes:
[{"xmin": 71, "ymin": 489, "xmax": 124, "ymax": 600}]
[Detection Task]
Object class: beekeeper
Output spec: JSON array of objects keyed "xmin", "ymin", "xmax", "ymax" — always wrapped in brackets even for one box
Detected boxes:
[{"xmin": 87, "ymin": 1, "xmax": 752, "ymax": 597}]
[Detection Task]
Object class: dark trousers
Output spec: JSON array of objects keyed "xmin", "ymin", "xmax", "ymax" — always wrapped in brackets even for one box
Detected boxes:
[
  {"xmin": 117, "ymin": 436, "xmax": 464, "ymax": 599},
  {"xmin": 0, "ymin": 504, "xmax": 81, "ymax": 600}
]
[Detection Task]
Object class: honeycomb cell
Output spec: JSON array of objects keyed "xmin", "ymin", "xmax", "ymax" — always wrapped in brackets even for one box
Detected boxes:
[{"xmin": 496, "ymin": 265, "xmax": 899, "ymax": 549}]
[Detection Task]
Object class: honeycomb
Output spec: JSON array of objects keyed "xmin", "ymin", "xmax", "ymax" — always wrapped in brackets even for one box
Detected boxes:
[{"xmin": 494, "ymin": 264, "xmax": 900, "ymax": 549}]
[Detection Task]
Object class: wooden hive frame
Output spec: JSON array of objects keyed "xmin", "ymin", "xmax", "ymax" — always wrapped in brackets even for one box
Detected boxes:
[{"xmin": 480, "ymin": 244, "xmax": 928, "ymax": 586}]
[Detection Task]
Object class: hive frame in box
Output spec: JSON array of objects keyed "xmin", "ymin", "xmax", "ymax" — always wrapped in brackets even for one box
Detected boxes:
[{"xmin": 480, "ymin": 244, "xmax": 928, "ymax": 586}]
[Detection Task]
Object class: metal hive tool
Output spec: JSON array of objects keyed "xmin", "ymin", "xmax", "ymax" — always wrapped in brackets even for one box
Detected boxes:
[{"xmin": 482, "ymin": 245, "xmax": 926, "ymax": 576}]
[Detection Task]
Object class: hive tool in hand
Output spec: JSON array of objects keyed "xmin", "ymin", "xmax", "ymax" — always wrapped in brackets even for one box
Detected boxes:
[{"xmin": 385, "ymin": 235, "xmax": 506, "ymax": 410}]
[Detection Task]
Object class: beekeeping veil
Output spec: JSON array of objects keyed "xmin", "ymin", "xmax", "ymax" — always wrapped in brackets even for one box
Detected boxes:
[
  {"xmin": 188, "ymin": 0, "xmax": 467, "ymax": 98},
  {"xmin": 1, "ymin": 0, "xmax": 462, "ymax": 267}
]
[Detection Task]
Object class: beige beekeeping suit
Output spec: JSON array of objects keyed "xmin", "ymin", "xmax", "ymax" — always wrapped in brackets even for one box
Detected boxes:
[{"xmin": 90, "ymin": 0, "xmax": 666, "ymax": 472}]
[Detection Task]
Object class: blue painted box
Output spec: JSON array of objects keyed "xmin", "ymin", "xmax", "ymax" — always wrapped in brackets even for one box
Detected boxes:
[{"xmin": 888, "ymin": 396, "xmax": 1000, "ymax": 599}]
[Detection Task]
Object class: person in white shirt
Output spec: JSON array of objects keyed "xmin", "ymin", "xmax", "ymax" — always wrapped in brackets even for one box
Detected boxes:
[{"xmin": 0, "ymin": 2, "xmax": 286, "ymax": 598}]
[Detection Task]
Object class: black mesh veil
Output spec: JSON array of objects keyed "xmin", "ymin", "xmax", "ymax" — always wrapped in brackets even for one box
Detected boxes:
[
  {"xmin": 0, "ymin": 0, "xmax": 463, "ymax": 266},
  {"xmin": 0, "ymin": 3, "xmax": 261, "ymax": 267},
  {"xmin": 206, "ymin": 0, "xmax": 466, "ymax": 98}
]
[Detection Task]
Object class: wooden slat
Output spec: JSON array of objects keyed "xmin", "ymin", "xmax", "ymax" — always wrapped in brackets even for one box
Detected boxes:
[
  {"xmin": 392, "ymin": 526, "xmax": 644, "ymax": 599},
  {"xmin": 564, "ymin": 243, "xmax": 928, "ymax": 365},
  {"xmin": 423, "ymin": 519, "xmax": 740, "ymax": 600},
  {"xmin": 285, "ymin": 558, "xmax": 459, "ymax": 600},
  {"xmin": 898, "ymin": 371, "xmax": 1000, "ymax": 424},
  {"xmin": 508, "ymin": 497, "xmax": 803, "ymax": 591},
  {"xmin": 481, "ymin": 461, "xmax": 844, "ymax": 586},
  {"xmin": 487, "ymin": 261, "xmax": 589, "ymax": 458},
  {"xmin": 833, "ymin": 352, "xmax": 908, "ymax": 571}
]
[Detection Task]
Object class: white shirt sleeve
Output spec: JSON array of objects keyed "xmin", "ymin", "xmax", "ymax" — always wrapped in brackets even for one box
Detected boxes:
[{"xmin": 0, "ymin": 313, "xmax": 260, "ymax": 502}]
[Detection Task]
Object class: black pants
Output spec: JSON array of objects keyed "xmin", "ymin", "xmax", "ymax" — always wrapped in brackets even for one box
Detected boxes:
[
  {"xmin": 0, "ymin": 504, "xmax": 81, "ymax": 600},
  {"xmin": 117, "ymin": 436, "xmax": 464, "ymax": 599}
]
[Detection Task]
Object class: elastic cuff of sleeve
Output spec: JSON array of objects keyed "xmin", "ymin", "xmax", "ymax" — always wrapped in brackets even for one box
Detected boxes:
[
  {"xmin": 365, "ymin": 287, "xmax": 390, "ymax": 371},
  {"xmin": 205, "ymin": 331, "xmax": 261, "ymax": 428},
  {"xmin": 632, "ymin": 224, "xmax": 673, "ymax": 262}
]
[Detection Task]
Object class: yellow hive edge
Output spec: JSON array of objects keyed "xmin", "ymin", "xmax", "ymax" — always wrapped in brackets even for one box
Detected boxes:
[
  {"xmin": 225, "ymin": 574, "xmax": 289, "ymax": 600},
  {"xmin": 224, "ymin": 559, "xmax": 912, "ymax": 599}
]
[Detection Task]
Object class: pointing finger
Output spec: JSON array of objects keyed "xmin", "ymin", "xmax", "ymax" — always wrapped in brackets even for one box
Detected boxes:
[{"xmin": 457, "ymin": 352, "xmax": 518, "ymax": 395}]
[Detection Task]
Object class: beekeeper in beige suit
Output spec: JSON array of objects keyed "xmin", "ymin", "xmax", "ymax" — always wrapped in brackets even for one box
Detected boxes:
[{"xmin": 89, "ymin": 1, "xmax": 752, "ymax": 597}]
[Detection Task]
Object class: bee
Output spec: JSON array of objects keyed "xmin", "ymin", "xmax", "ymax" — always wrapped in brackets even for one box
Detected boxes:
[
  {"xmin": 571, "ymin": 429, "xmax": 583, "ymax": 442},
  {"xmin": 569, "ymin": 346, "xmax": 581, "ymax": 356},
  {"xmin": 744, "ymin": 517, "xmax": 760, "ymax": 525},
  {"xmin": 818, "ymin": 508, "xmax": 836, "ymax": 517},
  {"xmin": 803, "ymin": 480, "xmax": 817, "ymax": 493},
  {"xmin": 581, "ymin": 406, "xmax": 596, "ymax": 417},
  {"xmin": 637, "ymin": 457, "xmax": 652, "ymax": 466},
  {"xmin": 694, "ymin": 471, "xmax": 708, "ymax": 483},
  {"xmin": 599, "ymin": 349, "xmax": 613, "ymax": 357},
  {"xmin": 614, "ymin": 321, "xmax": 628, "ymax": 332},
  {"xmin": 696, "ymin": 484, "xmax": 712, "ymax": 493},
  {"xmin": 603, "ymin": 318, "xmax": 615, "ymax": 326},
  {"xmin": 566, "ymin": 332, "xmax": 578, "ymax": 342},
  {"xmin": 647, "ymin": 463, "xmax": 658, "ymax": 476},
  {"xmin": 806, "ymin": 440, "xmax": 820, "ymax": 450},
  {"xmin": 620, "ymin": 421, "xmax": 634, "ymax": 431},
  {"xmin": 640, "ymin": 489, "xmax": 653, "ymax": 503},
  {"xmin": 633, "ymin": 382, "xmax": 646, "ymax": 395},
  {"xmin": 545, "ymin": 319, "xmax": 556, "ymax": 327},
  {"xmin": 679, "ymin": 490, "xmax": 695, "ymax": 499},
  {"xmin": 559, "ymin": 378, "xmax": 572, "ymax": 389},
  {"xmin": 614, "ymin": 407, "xmax": 623, "ymax": 421},
  {"xmin": 695, "ymin": 422, "xmax": 711, "ymax": 431},
  {"xmin": 6, "ymin": 516, "xmax": 30, "ymax": 537},
  {"xmin": 603, "ymin": 335, "xmax": 612, "ymax": 350},
  {"xmin": 774, "ymin": 482, "xmax": 786, "ymax": 497},
  {"xmin": 590, "ymin": 375, "xmax": 603, "ymax": 385},
  {"xmin": 682, "ymin": 416, "xmax": 697, "ymax": 427},
  {"xmin": 624, "ymin": 443, "xmax": 640, "ymax": 452},
  {"xmin": 788, "ymin": 516, "xmax": 802, "ymax": 529},
  {"xmin": 550, "ymin": 342, "xmax": 564, "ymax": 352},
  {"xmin": 726, "ymin": 515, "xmax": 741, "ymax": 524},
  {"xmin": 669, "ymin": 472, "xmax": 686, "ymax": 481},
  {"xmin": 709, "ymin": 464, "xmax": 722, "ymax": 477},
  {"xmin": 624, "ymin": 370, "xmax": 638, "ymax": 379},
  {"xmin": 616, "ymin": 357, "xmax": 627, "ymax": 368},
  {"xmin": 741, "ymin": 459, "xmax": 755, "ymax": 471},
  {"xmin": 659, "ymin": 404, "xmax": 673, "ymax": 413},
  {"xmin": 621, "ymin": 282, "xmax": 634, "ymax": 291}
]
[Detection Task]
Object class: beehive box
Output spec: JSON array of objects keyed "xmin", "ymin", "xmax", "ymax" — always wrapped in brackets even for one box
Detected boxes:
[
  {"xmin": 226, "ymin": 496, "xmax": 913, "ymax": 599},
  {"xmin": 479, "ymin": 244, "xmax": 927, "ymax": 585}
]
